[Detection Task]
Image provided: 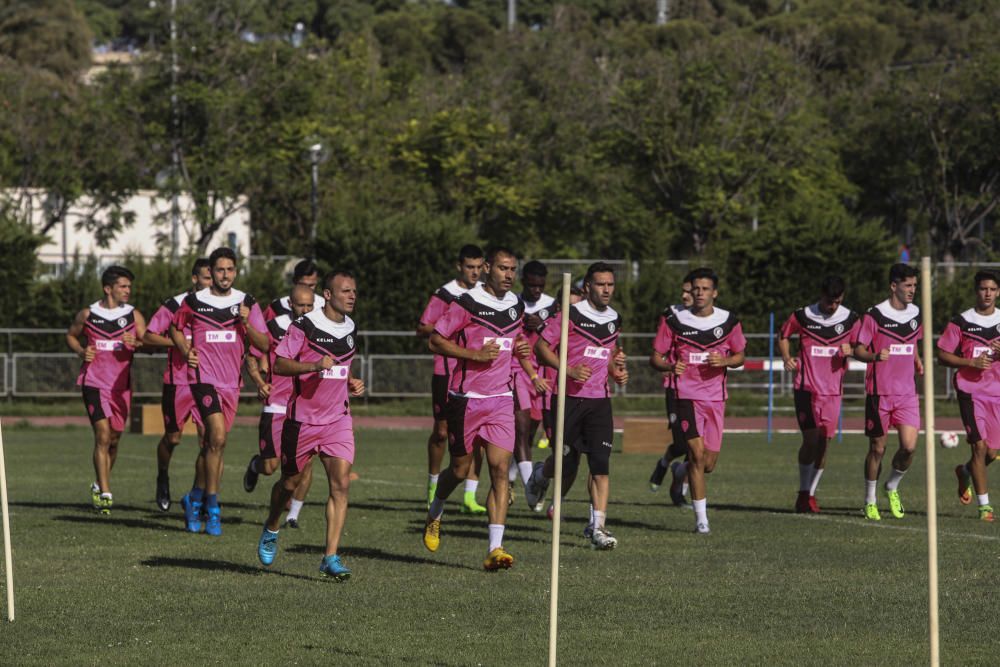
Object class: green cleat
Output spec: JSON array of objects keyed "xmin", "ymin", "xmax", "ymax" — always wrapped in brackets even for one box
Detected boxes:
[
  {"xmin": 979, "ymin": 505, "xmax": 995, "ymax": 523},
  {"xmin": 91, "ymin": 483, "xmax": 101, "ymax": 510},
  {"xmin": 427, "ymin": 480, "xmax": 437, "ymax": 508},
  {"xmin": 460, "ymin": 491, "xmax": 487, "ymax": 515},
  {"xmin": 885, "ymin": 489, "xmax": 905, "ymax": 519},
  {"xmin": 863, "ymin": 503, "xmax": 881, "ymax": 521},
  {"xmin": 98, "ymin": 495, "xmax": 113, "ymax": 515}
]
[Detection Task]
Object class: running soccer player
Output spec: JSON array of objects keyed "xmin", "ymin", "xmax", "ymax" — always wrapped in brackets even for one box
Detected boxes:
[
  {"xmin": 853, "ymin": 263, "xmax": 923, "ymax": 521},
  {"xmin": 263, "ymin": 258, "xmax": 326, "ymax": 320},
  {"xmin": 648, "ymin": 272, "xmax": 695, "ymax": 500},
  {"xmin": 540, "ymin": 285, "xmax": 584, "ymax": 449},
  {"xmin": 937, "ymin": 270, "xmax": 1000, "ymax": 522},
  {"xmin": 142, "ymin": 258, "xmax": 212, "ymax": 511},
  {"xmin": 421, "ymin": 247, "xmax": 528, "ymax": 570},
  {"xmin": 527, "ymin": 262, "xmax": 628, "ymax": 549},
  {"xmin": 255, "ymin": 270, "xmax": 365, "ymax": 580},
  {"xmin": 66, "ymin": 266, "xmax": 147, "ymax": 514},
  {"xmin": 416, "ymin": 244, "xmax": 487, "ymax": 512},
  {"xmin": 243, "ymin": 284, "xmax": 316, "ymax": 529},
  {"xmin": 510, "ymin": 260, "xmax": 555, "ymax": 509},
  {"xmin": 170, "ymin": 247, "xmax": 269, "ymax": 535},
  {"xmin": 778, "ymin": 276, "xmax": 861, "ymax": 514},
  {"xmin": 649, "ymin": 267, "xmax": 745, "ymax": 534}
]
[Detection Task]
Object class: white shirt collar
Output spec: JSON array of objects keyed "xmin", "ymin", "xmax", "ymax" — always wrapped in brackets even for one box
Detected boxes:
[
  {"xmin": 194, "ymin": 287, "xmax": 246, "ymax": 309},
  {"xmin": 90, "ymin": 302, "xmax": 133, "ymax": 319},
  {"xmin": 673, "ymin": 305, "xmax": 730, "ymax": 330},
  {"xmin": 874, "ymin": 299, "xmax": 919, "ymax": 323},
  {"xmin": 441, "ymin": 279, "xmax": 471, "ymax": 298},
  {"xmin": 305, "ymin": 308, "xmax": 354, "ymax": 338},
  {"xmin": 524, "ymin": 293, "xmax": 556, "ymax": 314},
  {"xmin": 468, "ymin": 284, "xmax": 518, "ymax": 310},
  {"xmin": 273, "ymin": 314, "xmax": 292, "ymax": 331},
  {"xmin": 804, "ymin": 303, "xmax": 851, "ymax": 326},
  {"xmin": 961, "ymin": 308, "xmax": 1000, "ymax": 328},
  {"xmin": 573, "ymin": 299, "xmax": 619, "ymax": 325}
]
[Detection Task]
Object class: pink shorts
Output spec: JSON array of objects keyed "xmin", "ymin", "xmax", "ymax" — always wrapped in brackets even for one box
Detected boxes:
[
  {"xmin": 280, "ymin": 416, "xmax": 355, "ymax": 475},
  {"xmin": 82, "ymin": 385, "xmax": 130, "ymax": 432},
  {"xmin": 674, "ymin": 399, "xmax": 725, "ymax": 452},
  {"xmin": 258, "ymin": 410, "xmax": 286, "ymax": 459},
  {"xmin": 865, "ymin": 394, "xmax": 920, "ymax": 438},
  {"xmin": 513, "ymin": 372, "xmax": 544, "ymax": 421},
  {"xmin": 794, "ymin": 390, "xmax": 841, "ymax": 439},
  {"xmin": 161, "ymin": 383, "xmax": 196, "ymax": 433},
  {"xmin": 448, "ymin": 395, "xmax": 515, "ymax": 456},
  {"xmin": 958, "ymin": 392, "xmax": 1000, "ymax": 449},
  {"xmin": 191, "ymin": 384, "xmax": 240, "ymax": 432}
]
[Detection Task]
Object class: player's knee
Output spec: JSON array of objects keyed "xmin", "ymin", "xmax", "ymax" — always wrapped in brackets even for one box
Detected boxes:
[
  {"xmin": 433, "ymin": 422, "xmax": 449, "ymax": 441},
  {"xmin": 263, "ymin": 458, "xmax": 280, "ymax": 475},
  {"xmin": 329, "ymin": 476, "xmax": 350, "ymax": 498}
]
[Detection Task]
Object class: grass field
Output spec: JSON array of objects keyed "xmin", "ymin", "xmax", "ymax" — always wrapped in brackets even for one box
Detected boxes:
[{"xmin": 0, "ymin": 424, "xmax": 998, "ymax": 666}]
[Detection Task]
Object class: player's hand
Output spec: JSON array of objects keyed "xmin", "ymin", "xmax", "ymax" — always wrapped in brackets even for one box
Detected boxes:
[
  {"xmin": 612, "ymin": 366, "xmax": 629, "ymax": 386},
  {"xmin": 707, "ymin": 351, "xmax": 727, "ymax": 368},
  {"xmin": 81, "ymin": 345, "xmax": 96, "ymax": 363},
  {"xmin": 878, "ymin": 348, "xmax": 890, "ymax": 362},
  {"xmin": 514, "ymin": 335, "xmax": 531, "ymax": 359},
  {"xmin": 257, "ymin": 382, "xmax": 271, "ymax": 401},
  {"xmin": 532, "ymin": 376, "xmax": 551, "ymax": 393},
  {"xmin": 672, "ymin": 360, "xmax": 687, "ymax": 376},
  {"xmin": 239, "ymin": 304, "xmax": 251, "ymax": 324},
  {"xmin": 524, "ymin": 313, "xmax": 543, "ymax": 332},
  {"xmin": 990, "ymin": 341, "xmax": 1000, "ymax": 356},
  {"xmin": 316, "ymin": 355, "xmax": 334, "ymax": 371},
  {"xmin": 783, "ymin": 357, "xmax": 798, "ymax": 372},
  {"xmin": 474, "ymin": 341, "xmax": 501, "ymax": 363},
  {"xmin": 613, "ymin": 349, "xmax": 627, "ymax": 369},
  {"xmin": 971, "ymin": 354, "xmax": 992, "ymax": 370},
  {"xmin": 348, "ymin": 378, "xmax": 365, "ymax": 397},
  {"xmin": 186, "ymin": 347, "xmax": 199, "ymax": 368},
  {"xmin": 840, "ymin": 343, "xmax": 853, "ymax": 358},
  {"xmin": 567, "ymin": 364, "xmax": 592, "ymax": 382},
  {"xmin": 915, "ymin": 356, "xmax": 924, "ymax": 376},
  {"xmin": 122, "ymin": 333, "xmax": 137, "ymax": 348}
]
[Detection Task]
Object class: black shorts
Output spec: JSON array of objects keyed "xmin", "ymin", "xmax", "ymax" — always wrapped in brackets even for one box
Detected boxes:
[
  {"xmin": 794, "ymin": 389, "xmax": 818, "ymax": 431},
  {"xmin": 563, "ymin": 397, "xmax": 614, "ymax": 476},
  {"xmin": 258, "ymin": 412, "xmax": 279, "ymax": 459},
  {"xmin": 191, "ymin": 383, "xmax": 223, "ymax": 419},
  {"xmin": 431, "ymin": 374, "xmax": 449, "ymax": 422},
  {"xmin": 665, "ymin": 388, "xmax": 690, "ymax": 454},
  {"xmin": 957, "ymin": 391, "xmax": 984, "ymax": 444}
]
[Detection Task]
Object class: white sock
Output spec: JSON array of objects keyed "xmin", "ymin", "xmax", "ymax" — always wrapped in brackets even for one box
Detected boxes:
[
  {"xmin": 693, "ymin": 498, "xmax": 708, "ymax": 525},
  {"xmin": 885, "ymin": 468, "xmax": 906, "ymax": 491},
  {"xmin": 488, "ymin": 523, "xmax": 505, "ymax": 551},
  {"xmin": 429, "ymin": 497, "xmax": 446, "ymax": 520},
  {"xmin": 809, "ymin": 468, "xmax": 824, "ymax": 496},
  {"xmin": 508, "ymin": 460, "xmax": 518, "ymax": 483},
  {"xmin": 428, "ymin": 473, "xmax": 439, "ymax": 484},
  {"xmin": 592, "ymin": 510, "xmax": 606, "ymax": 531},
  {"xmin": 100, "ymin": 492, "xmax": 112, "ymax": 500},
  {"xmin": 287, "ymin": 499, "xmax": 304, "ymax": 521},
  {"xmin": 465, "ymin": 479, "xmax": 479, "ymax": 494},
  {"xmin": 518, "ymin": 461, "xmax": 534, "ymax": 486},
  {"xmin": 865, "ymin": 480, "xmax": 878, "ymax": 504},
  {"xmin": 978, "ymin": 493, "xmax": 990, "ymax": 507},
  {"xmin": 799, "ymin": 464, "xmax": 813, "ymax": 492}
]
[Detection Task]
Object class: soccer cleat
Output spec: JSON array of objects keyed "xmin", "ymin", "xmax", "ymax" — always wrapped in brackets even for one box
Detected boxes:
[
  {"xmin": 533, "ymin": 498, "xmax": 546, "ymax": 513},
  {"xmin": 546, "ymin": 503, "xmax": 555, "ymax": 520},
  {"xmin": 91, "ymin": 483, "xmax": 101, "ymax": 510},
  {"xmin": 591, "ymin": 528, "xmax": 618, "ymax": 550},
  {"xmin": 885, "ymin": 489, "xmax": 905, "ymax": 519},
  {"xmin": 537, "ymin": 436, "xmax": 550, "ymax": 449},
  {"xmin": 182, "ymin": 494, "xmax": 203, "ymax": 533},
  {"xmin": 423, "ymin": 518, "xmax": 441, "ymax": 552},
  {"xmin": 863, "ymin": 503, "xmax": 881, "ymax": 521},
  {"xmin": 283, "ymin": 518, "xmax": 299, "ymax": 529},
  {"xmin": 979, "ymin": 505, "xmax": 995, "ymax": 522},
  {"xmin": 426, "ymin": 480, "xmax": 437, "ymax": 508},
  {"xmin": 460, "ymin": 492, "xmax": 487, "ymax": 515},
  {"xmin": 205, "ymin": 506, "xmax": 223, "ymax": 536},
  {"xmin": 156, "ymin": 475, "xmax": 171, "ymax": 512},
  {"xmin": 319, "ymin": 554, "xmax": 351, "ymax": 582},
  {"xmin": 524, "ymin": 462, "xmax": 551, "ymax": 509},
  {"xmin": 956, "ymin": 465, "xmax": 972, "ymax": 505},
  {"xmin": 583, "ymin": 522, "xmax": 594, "ymax": 539},
  {"xmin": 243, "ymin": 456, "xmax": 260, "ymax": 493},
  {"xmin": 98, "ymin": 495, "xmax": 113, "ymax": 515},
  {"xmin": 508, "ymin": 485, "xmax": 515, "ymax": 506},
  {"xmin": 669, "ymin": 468, "xmax": 687, "ymax": 507},
  {"xmin": 795, "ymin": 491, "xmax": 810, "ymax": 514},
  {"xmin": 649, "ymin": 459, "xmax": 668, "ymax": 491},
  {"xmin": 257, "ymin": 528, "xmax": 279, "ymax": 566},
  {"xmin": 483, "ymin": 547, "xmax": 514, "ymax": 571},
  {"xmin": 694, "ymin": 521, "xmax": 710, "ymax": 535},
  {"xmin": 808, "ymin": 495, "xmax": 821, "ymax": 514}
]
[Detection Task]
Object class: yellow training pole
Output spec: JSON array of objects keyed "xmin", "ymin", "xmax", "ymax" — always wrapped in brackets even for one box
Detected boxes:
[
  {"xmin": 920, "ymin": 256, "xmax": 938, "ymax": 666},
  {"xmin": 0, "ymin": 419, "xmax": 14, "ymax": 622},
  {"xmin": 548, "ymin": 273, "xmax": 571, "ymax": 667}
]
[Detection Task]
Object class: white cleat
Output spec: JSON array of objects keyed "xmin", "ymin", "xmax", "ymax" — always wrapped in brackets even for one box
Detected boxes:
[
  {"xmin": 694, "ymin": 521, "xmax": 710, "ymax": 535},
  {"xmin": 591, "ymin": 528, "xmax": 618, "ymax": 550}
]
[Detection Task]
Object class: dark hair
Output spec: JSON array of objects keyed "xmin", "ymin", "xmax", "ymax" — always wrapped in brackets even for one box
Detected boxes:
[
  {"xmin": 191, "ymin": 257, "xmax": 210, "ymax": 276},
  {"xmin": 974, "ymin": 270, "xmax": 1000, "ymax": 289},
  {"xmin": 292, "ymin": 258, "xmax": 320, "ymax": 282},
  {"xmin": 688, "ymin": 267, "xmax": 718, "ymax": 288},
  {"xmin": 889, "ymin": 262, "xmax": 918, "ymax": 284},
  {"xmin": 682, "ymin": 270, "xmax": 696, "ymax": 285},
  {"xmin": 208, "ymin": 247, "xmax": 237, "ymax": 268},
  {"xmin": 522, "ymin": 260, "xmax": 547, "ymax": 279},
  {"xmin": 584, "ymin": 262, "xmax": 615, "ymax": 285},
  {"xmin": 554, "ymin": 285, "xmax": 585, "ymax": 310},
  {"xmin": 101, "ymin": 265, "xmax": 134, "ymax": 287},
  {"xmin": 820, "ymin": 275, "xmax": 846, "ymax": 299},
  {"xmin": 458, "ymin": 244, "xmax": 484, "ymax": 263},
  {"xmin": 323, "ymin": 269, "xmax": 355, "ymax": 291},
  {"xmin": 485, "ymin": 246, "xmax": 516, "ymax": 266}
]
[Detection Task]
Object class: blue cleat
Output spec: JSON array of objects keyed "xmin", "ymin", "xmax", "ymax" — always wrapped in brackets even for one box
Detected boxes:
[
  {"xmin": 182, "ymin": 494, "xmax": 203, "ymax": 533},
  {"xmin": 257, "ymin": 528, "xmax": 279, "ymax": 566},
  {"xmin": 205, "ymin": 505, "xmax": 222, "ymax": 536},
  {"xmin": 319, "ymin": 554, "xmax": 351, "ymax": 582}
]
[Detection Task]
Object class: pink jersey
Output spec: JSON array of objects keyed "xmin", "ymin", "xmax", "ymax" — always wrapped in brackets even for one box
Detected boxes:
[
  {"xmin": 172, "ymin": 287, "xmax": 266, "ymax": 388},
  {"xmin": 937, "ymin": 308, "xmax": 1000, "ymax": 397},
  {"xmin": 512, "ymin": 293, "xmax": 557, "ymax": 380},
  {"xmin": 76, "ymin": 302, "xmax": 137, "ymax": 391},
  {"xmin": 263, "ymin": 293, "xmax": 326, "ymax": 321},
  {"xmin": 780, "ymin": 304, "xmax": 861, "ymax": 396},
  {"xmin": 857, "ymin": 300, "xmax": 922, "ymax": 396},
  {"xmin": 252, "ymin": 314, "xmax": 295, "ymax": 409},
  {"xmin": 653, "ymin": 306, "xmax": 746, "ymax": 402},
  {"xmin": 148, "ymin": 292, "xmax": 192, "ymax": 385},
  {"xmin": 540, "ymin": 300, "xmax": 622, "ymax": 399},
  {"xmin": 420, "ymin": 280, "xmax": 470, "ymax": 376},
  {"xmin": 434, "ymin": 284, "xmax": 524, "ymax": 397},
  {"xmin": 276, "ymin": 309, "xmax": 357, "ymax": 425}
]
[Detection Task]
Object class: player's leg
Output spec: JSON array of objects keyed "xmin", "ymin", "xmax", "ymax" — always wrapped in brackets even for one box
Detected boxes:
[
  {"xmin": 483, "ymin": 441, "xmax": 516, "ymax": 570},
  {"xmin": 285, "ymin": 461, "xmax": 313, "ymax": 528},
  {"xmin": 91, "ymin": 417, "xmax": 114, "ymax": 512},
  {"xmin": 318, "ymin": 453, "xmax": 353, "ymax": 580},
  {"xmin": 427, "ymin": 374, "xmax": 450, "ymax": 504},
  {"xmin": 513, "ymin": 408, "xmax": 535, "ymax": 487},
  {"xmin": 424, "ymin": 396, "xmax": 474, "ymax": 551},
  {"xmin": 257, "ymin": 469, "xmax": 304, "ymax": 566},
  {"xmin": 883, "ymin": 419, "xmax": 918, "ymax": 520},
  {"xmin": 862, "ymin": 394, "xmax": 889, "ymax": 520},
  {"xmin": 650, "ymin": 389, "xmax": 677, "ymax": 491},
  {"xmin": 582, "ymin": 398, "xmax": 615, "ymax": 548},
  {"xmin": 245, "ymin": 412, "xmax": 282, "ymax": 493},
  {"xmin": 462, "ymin": 440, "xmax": 488, "ymax": 515}
]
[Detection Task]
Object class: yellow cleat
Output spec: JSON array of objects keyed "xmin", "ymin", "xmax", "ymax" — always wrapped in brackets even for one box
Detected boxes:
[
  {"xmin": 423, "ymin": 518, "xmax": 441, "ymax": 552},
  {"xmin": 979, "ymin": 505, "xmax": 994, "ymax": 523},
  {"xmin": 863, "ymin": 503, "xmax": 881, "ymax": 521},
  {"xmin": 483, "ymin": 547, "xmax": 514, "ymax": 571}
]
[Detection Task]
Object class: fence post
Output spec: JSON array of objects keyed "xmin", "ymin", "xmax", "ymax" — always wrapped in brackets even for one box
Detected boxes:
[{"xmin": 768, "ymin": 312, "xmax": 774, "ymax": 443}]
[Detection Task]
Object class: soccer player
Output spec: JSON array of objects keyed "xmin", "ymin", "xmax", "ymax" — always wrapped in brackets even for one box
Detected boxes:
[
  {"xmin": 263, "ymin": 258, "xmax": 326, "ymax": 319},
  {"xmin": 510, "ymin": 260, "xmax": 555, "ymax": 509},
  {"xmin": 936, "ymin": 270, "xmax": 1000, "ymax": 522},
  {"xmin": 255, "ymin": 270, "xmax": 365, "ymax": 580},
  {"xmin": 527, "ymin": 262, "xmax": 628, "ymax": 549},
  {"xmin": 416, "ymin": 244, "xmax": 488, "ymax": 512},
  {"xmin": 66, "ymin": 265, "xmax": 147, "ymax": 514},
  {"xmin": 421, "ymin": 247, "xmax": 528, "ymax": 570},
  {"xmin": 170, "ymin": 247, "xmax": 269, "ymax": 535},
  {"xmin": 853, "ymin": 263, "xmax": 923, "ymax": 521},
  {"xmin": 649, "ymin": 267, "xmax": 745, "ymax": 534},
  {"xmin": 648, "ymin": 272, "xmax": 695, "ymax": 501},
  {"xmin": 142, "ymin": 258, "xmax": 212, "ymax": 511},
  {"xmin": 778, "ymin": 276, "xmax": 861, "ymax": 513},
  {"xmin": 540, "ymin": 285, "xmax": 584, "ymax": 449},
  {"xmin": 243, "ymin": 284, "xmax": 316, "ymax": 529}
]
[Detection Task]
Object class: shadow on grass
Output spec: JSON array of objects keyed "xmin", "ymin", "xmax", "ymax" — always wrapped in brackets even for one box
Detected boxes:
[
  {"xmin": 140, "ymin": 556, "xmax": 316, "ymax": 581},
  {"xmin": 53, "ymin": 513, "xmax": 248, "ymax": 531},
  {"xmin": 285, "ymin": 544, "xmax": 479, "ymax": 571},
  {"xmin": 14, "ymin": 500, "xmax": 146, "ymax": 512}
]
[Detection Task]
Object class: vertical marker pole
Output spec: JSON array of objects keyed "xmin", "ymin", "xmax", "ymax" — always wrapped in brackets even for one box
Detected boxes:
[
  {"xmin": 768, "ymin": 312, "xmax": 775, "ymax": 443},
  {"xmin": 548, "ymin": 273, "xmax": 571, "ymax": 667},
  {"xmin": 920, "ymin": 257, "xmax": 939, "ymax": 666},
  {"xmin": 0, "ymin": 419, "xmax": 14, "ymax": 622}
]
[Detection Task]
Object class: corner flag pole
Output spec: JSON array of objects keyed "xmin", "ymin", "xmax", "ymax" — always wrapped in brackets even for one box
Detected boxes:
[
  {"xmin": 0, "ymin": 419, "xmax": 14, "ymax": 622},
  {"xmin": 548, "ymin": 273, "xmax": 571, "ymax": 667},
  {"xmin": 920, "ymin": 257, "xmax": 938, "ymax": 666}
]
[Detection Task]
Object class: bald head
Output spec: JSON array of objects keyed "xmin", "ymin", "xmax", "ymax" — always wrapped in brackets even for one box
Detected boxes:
[{"xmin": 289, "ymin": 284, "xmax": 315, "ymax": 318}]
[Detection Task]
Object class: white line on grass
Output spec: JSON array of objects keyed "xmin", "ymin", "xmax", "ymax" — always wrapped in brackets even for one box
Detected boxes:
[{"xmin": 777, "ymin": 511, "xmax": 1000, "ymax": 542}]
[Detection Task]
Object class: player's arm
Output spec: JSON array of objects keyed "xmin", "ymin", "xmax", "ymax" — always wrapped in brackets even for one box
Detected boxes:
[
  {"xmin": 534, "ymin": 337, "xmax": 591, "ymax": 381},
  {"xmin": 852, "ymin": 344, "xmax": 887, "ymax": 363},
  {"xmin": 610, "ymin": 345, "xmax": 628, "ymax": 385},
  {"xmin": 241, "ymin": 304, "xmax": 270, "ymax": 353},
  {"xmin": 415, "ymin": 321, "xmax": 436, "ymax": 338},
  {"xmin": 66, "ymin": 308, "xmax": 94, "ymax": 361},
  {"xmin": 428, "ymin": 332, "xmax": 499, "ymax": 363},
  {"xmin": 126, "ymin": 309, "xmax": 147, "ymax": 349},
  {"xmin": 649, "ymin": 350, "xmax": 675, "ymax": 373},
  {"xmin": 777, "ymin": 337, "xmax": 797, "ymax": 371},
  {"xmin": 142, "ymin": 329, "xmax": 175, "ymax": 349},
  {"xmin": 518, "ymin": 354, "xmax": 550, "ymax": 392},
  {"xmin": 245, "ymin": 355, "xmax": 271, "ymax": 400},
  {"xmin": 708, "ymin": 350, "xmax": 745, "ymax": 368},
  {"xmin": 273, "ymin": 354, "xmax": 333, "ymax": 376},
  {"xmin": 348, "ymin": 362, "xmax": 365, "ymax": 397}
]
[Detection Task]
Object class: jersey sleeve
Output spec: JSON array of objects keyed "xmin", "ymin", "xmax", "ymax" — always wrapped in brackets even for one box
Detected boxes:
[
  {"xmin": 420, "ymin": 295, "xmax": 448, "ymax": 327},
  {"xmin": 652, "ymin": 316, "xmax": 673, "ymax": 355},
  {"xmin": 729, "ymin": 322, "xmax": 747, "ymax": 354},
  {"xmin": 172, "ymin": 300, "xmax": 193, "ymax": 330},
  {"xmin": 936, "ymin": 321, "xmax": 962, "ymax": 354},
  {"xmin": 856, "ymin": 314, "xmax": 875, "ymax": 348},
  {"xmin": 433, "ymin": 301, "xmax": 470, "ymax": 340},
  {"xmin": 540, "ymin": 312, "xmax": 564, "ymax": 348},
  {"xmin": 247, "ymin": 302, "xmax": 267, "ymax": 333},
  {"xmin": 779, "ymin": 313, "xmax": 800, "ymax": 340},
  {"xmin": 147, "ymin": 304, "xmax": 173, "ymax": 335},
  {"xmin": 848, "ymin": 317, "xmax": 862, "ymax": 345},
  {"xmin": 275, "ymin": 323, "xmax": 306, "ymax": 361}
]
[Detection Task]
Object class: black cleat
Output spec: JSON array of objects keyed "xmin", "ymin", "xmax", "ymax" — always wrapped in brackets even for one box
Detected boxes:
[
  {"xmin": 243, "ymin": 455, "xmax": 260, "ymax": 493},
  {"xmin": 283, "ymin": 518, "xmax": 299, "ymax": 529},
  {"xmin": 156, "ymin": 475, "xmax": 171, "ymax": 512}
]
